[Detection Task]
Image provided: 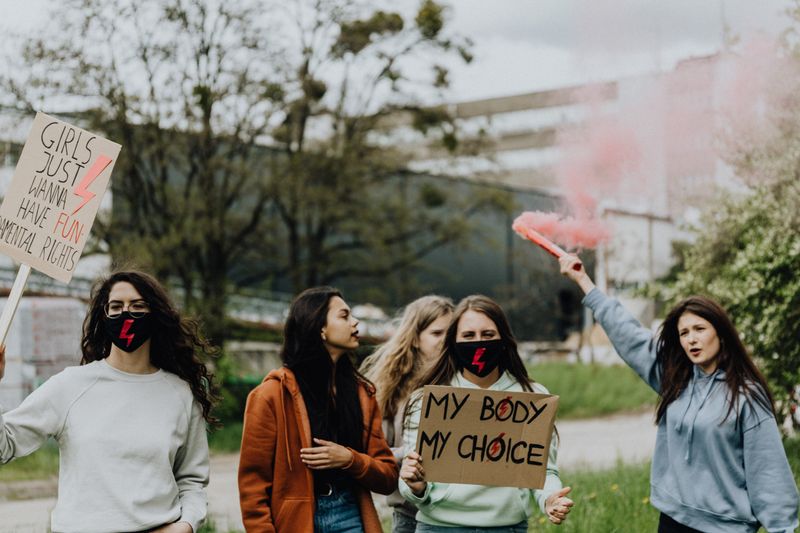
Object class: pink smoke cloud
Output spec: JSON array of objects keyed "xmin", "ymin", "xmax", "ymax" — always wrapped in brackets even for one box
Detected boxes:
[
  {"xmin": 513, "ymin": 210, "xmax": 610, "ymax": 251},
  {"xmin": 514, "ymin": 35, "xmax": 791, "ymax": 252}
]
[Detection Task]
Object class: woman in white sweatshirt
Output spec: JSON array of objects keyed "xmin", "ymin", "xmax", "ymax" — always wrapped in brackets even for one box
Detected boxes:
[{"xmin": 0, "ymin": 270, "xmax": 217, "ymax": 533}]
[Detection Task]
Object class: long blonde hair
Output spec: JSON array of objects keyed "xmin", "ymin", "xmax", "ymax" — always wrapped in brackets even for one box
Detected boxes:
[{"xmin": 361, "ymin": 295, "xmax": 454, "ymax": 419}]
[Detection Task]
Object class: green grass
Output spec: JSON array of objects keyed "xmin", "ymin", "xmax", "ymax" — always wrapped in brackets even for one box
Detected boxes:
[
  {"xmin": 527, "ymin": 461, "xmax": 658, "ymax": 532},
  {"xmin": 527, "ymin": 437, "xmax": 800, "ymax": 532},
  {"xmin": 527, "ymin": 362, "xmax": 657, "ymax": 419},
  {"xmin": 0, "ymin": 439, "xmax": 59, "ymax": 482},
  {"xmin": 786, "ymin": 437, "xmax": 800, "ymax": 473},
  {"xmin": 208, "ymin": 421, "xmax": 244, "ymax": 453},
  {"xmin": 198, "ymin": 516, "xmax": 240, "ymax": 533}
]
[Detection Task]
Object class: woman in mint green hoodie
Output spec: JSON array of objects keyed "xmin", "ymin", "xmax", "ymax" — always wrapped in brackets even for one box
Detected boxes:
[
  {"xmin": 399, "ymin": 295, "xmax": 574, "ymax": 531},
  {"xmin": 560, "ymin": 254, "xmax": 798, "ymax": 533}
]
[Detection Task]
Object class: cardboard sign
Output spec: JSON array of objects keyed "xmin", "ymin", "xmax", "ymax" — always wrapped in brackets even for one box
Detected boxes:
[
  {"xmin": 415, "ymin": 385, "xmax": 558, "ymax": 489},
  {"xmin": 0, "ymin": 112, "xmax": 121, "ymax": 282}
]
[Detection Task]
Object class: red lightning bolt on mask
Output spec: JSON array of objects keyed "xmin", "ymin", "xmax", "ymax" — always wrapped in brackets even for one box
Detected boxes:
[
  {"xmin": 72, "ymin": 155, "xmax": 113, "ymax": 215},
  {"xmin": 471, "ymin": 347, "xmax": 486, "ymax": 374},
  {"xmin": 119, "ymin": 319, "xmax": 136, "ymax": 348}
]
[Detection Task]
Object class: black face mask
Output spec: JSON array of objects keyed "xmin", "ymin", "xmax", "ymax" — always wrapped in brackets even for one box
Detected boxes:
[
  {"xmin": 103, "ymin": 312, "xmax": 154, "ymax": 353},
  {"xmin": 454, "ymin": 339, "xmax": 505, "ymax": 377}
]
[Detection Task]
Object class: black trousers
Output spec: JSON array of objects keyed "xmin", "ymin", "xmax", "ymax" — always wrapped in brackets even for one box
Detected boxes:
[{"xmin": 658, "ymin": 513, "xmax": 705, "ymax": 533}]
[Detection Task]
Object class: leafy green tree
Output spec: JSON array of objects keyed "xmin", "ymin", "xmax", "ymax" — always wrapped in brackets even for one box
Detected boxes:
[
  {"xmin": 1, "ymin": 0, "xmax": 509, "ymax": 340},
  {"xmin": 2, "ymin": 0, "xmax": 283, "ymax": 344},
  {"xmin": 661, "ymin": 179, "xmax": 799, "ymax": 425},
  {"xmin": 259, "ymin": 0, "xmax": 508, "ymax": 297},
  {"xmin": 656, "ymin": 37, "xmax": 800, "ymax": 423},
  {"xmin": 655, "ymin": 10, "xmax": 800, "ymax": 426}
]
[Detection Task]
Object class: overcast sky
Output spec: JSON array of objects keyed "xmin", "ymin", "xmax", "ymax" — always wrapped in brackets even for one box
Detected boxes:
[
  {"xmin": 440, "ymin": 0, "xmax": 792, "ymax": 101},
  {"xmin": 0, "ymin": 0, "xmax": 793, "ymax": 103}
]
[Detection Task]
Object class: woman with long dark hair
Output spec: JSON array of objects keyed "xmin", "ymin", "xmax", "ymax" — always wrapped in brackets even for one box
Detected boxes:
[
  {"xmin": 399, "ymin": 295, "xmax": 574, "ymax": 531},
  {"xmin": 559, "ymin": 254, "xmax": 798, "ymax": 532},
  {"xmin": 238, "ymin": 286, "xmax": 398, "ymax": 532},
  {"xmin": 360, "ymin": 295, "xmax": 453, "ymax": 533},
  {"xmin": 0, "ymin": 270, "xmax": 217, "ymax": 532}
]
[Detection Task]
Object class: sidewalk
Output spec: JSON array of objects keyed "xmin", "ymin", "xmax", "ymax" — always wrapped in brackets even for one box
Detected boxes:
[
  {"xmin": 0, "ymin": 453, "xmax": 243, "ymax": 533},
  {"xmin": 0, "ymin": 410, "xmax": 658, "ymax": 532}
]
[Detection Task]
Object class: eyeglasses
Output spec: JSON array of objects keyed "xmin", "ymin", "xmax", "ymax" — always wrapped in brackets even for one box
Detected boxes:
[{"xmin": 104, "ymin": 300, "xmax": 150, "ymax": 319}]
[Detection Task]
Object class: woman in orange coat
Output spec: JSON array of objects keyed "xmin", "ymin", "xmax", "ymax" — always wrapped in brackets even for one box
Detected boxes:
[{"xmin": 238, "ymin": 286, "xmax": 399, "ymax": 533}]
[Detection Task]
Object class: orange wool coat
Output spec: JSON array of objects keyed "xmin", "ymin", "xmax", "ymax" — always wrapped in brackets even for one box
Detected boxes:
[{"xmin": 238, "ymin": 367, "xmax": 399, "ymax": 532}]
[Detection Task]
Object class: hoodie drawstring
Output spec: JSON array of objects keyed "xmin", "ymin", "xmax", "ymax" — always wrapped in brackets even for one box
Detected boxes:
[
  {"xmin": 676, "ymin": 372, "xmax": 718, "ymax": 462},
  {"xmin": 675, "ymin": 379, "xmax": 695, "ymax": 433},
  {"xmin": 279, "ymin": 375, "xmax": 293, "ymax": 472}
]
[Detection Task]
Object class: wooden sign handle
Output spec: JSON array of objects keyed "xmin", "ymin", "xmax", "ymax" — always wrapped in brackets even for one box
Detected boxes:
[{"xmin": 0, "ymin": 263, "xmax": 31, "ymax": 345}]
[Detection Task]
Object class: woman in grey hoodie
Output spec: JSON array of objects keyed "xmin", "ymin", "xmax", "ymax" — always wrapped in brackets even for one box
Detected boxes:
[{"xmin": 560, "ymin": 254, "xmax": 798, "ymax": 533}]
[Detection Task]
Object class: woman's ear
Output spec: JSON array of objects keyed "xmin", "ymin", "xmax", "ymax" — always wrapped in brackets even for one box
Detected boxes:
[{"xmin": 321, "ymin": 328, "xmax": 327, "ymax": 342}]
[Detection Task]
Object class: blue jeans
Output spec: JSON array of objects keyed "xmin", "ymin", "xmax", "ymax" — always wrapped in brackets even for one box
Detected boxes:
[
  {"xmin": 392, "ymin": 509, "xmax": 417, "ymax": 533},
  {"xmin": 415, "ymin": 521, "xmax": 528, "ymax": 533},
  {"xmin": 314, "ymin": 485, "xmax": 364, "ymax": 533}
]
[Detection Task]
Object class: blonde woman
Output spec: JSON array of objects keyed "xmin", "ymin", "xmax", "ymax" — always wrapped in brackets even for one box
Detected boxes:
[{"xmin": 360, "ymin": 295, "xmax": 454, "ymax": 533}]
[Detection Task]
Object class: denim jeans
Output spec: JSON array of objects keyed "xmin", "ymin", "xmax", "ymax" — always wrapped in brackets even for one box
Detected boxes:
[
  {"xmin": 313, "ymin": 485, "xmax": 364, "ymax": 533},
  {"xmin": 415, "ymin": 521, "xmax": 528, "ymax": 533},
  {"xmin": 392, "ymin": 509, "xmax": 417, "ymax": 533}
]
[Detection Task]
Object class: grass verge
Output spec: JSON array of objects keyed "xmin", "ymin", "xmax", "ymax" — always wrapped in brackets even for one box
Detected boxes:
[
  {"xmin": 527, "ymin": 437, "xmax": 800, "ymax": 532},
  {"xmin": 0, "ymin": 439, "xmax": 59, "ymax": 482},
  {"xmin": 528, "ymin": 362, "xmax": 657, "ymax": 419}
]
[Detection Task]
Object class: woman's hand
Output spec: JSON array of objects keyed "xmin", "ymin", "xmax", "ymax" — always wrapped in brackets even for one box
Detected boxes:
[
  {"xmin": 300, "ymin": 438, "xmax": 354, "ymax": 469},
  {"xmin": 149, "ymin": 521, "xmax": 193, "ymax": 533},
  {"xmin": 559, "ymin": 254, "xmax": 596, "ymax": 295},
  {"xmin": 400, "ymin": 451, "xmax": 427, "ymax": 497},
  {"xmin": 545, "ymin": 486, "xmax": 574, "ymax": 525},
  {"xmin": 0, "ymin": 345, "xmax": 5, "ymax": 381}
]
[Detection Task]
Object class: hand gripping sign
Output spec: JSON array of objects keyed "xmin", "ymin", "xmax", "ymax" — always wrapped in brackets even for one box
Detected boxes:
[
  {"xmin": 415, "ymin": 385, "xmax": 559, "ymax": 489},
  {"xmin": 0, "ymin": 112, "xmax": 121, "ymax": 342}
]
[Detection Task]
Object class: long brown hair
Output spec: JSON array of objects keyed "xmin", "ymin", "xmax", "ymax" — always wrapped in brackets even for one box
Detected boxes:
[
  {"xmin": 280, "ymin": 287, "xmax": 366, "ymax": 452},
  {"xmin": 81, "ymin": 270, "xmax": 219, "ymax": 423},
  {"xmin": 415, "ymin": 295, "xmax": 534, "ymax": 392},
  {"xmin": 656, "ymin": 296, "xmax": 774, "ymax": 426},
  {"xmin": 360, "ymin": 295, "xmax": 454, "ymax": 419}
]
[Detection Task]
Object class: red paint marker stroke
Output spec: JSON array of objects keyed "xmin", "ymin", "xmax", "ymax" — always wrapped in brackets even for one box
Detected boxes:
[
  {"xmin": 487, "ymin": 432, "xmax": 505, "ymax": 461},
  {"xmin": 497, "ymin": 396, "xmax": 513, "ymax": 418},
  {"xmin": 72, "ymin": 155, "xmax": 113, "ymax": 215}
]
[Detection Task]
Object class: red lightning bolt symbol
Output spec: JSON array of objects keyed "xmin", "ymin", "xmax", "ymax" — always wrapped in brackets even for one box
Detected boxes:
[
  {"xmin": 119, "ymin": 319, "xmax": 135, "ymax": 348},
  {"xmin": 487, "ymin": 432, "xmax": 506, "ymax": 460},
  {"xmin": 72, "ymin": 155, "xmax": 113, "ymax": 215},
  {"xmin": 498, "ymin": 396, "xmax": 513, "ymax": 417},
  {"xmin": 471, "ymin": 347, "xmax": 486, "ymax": 373}
]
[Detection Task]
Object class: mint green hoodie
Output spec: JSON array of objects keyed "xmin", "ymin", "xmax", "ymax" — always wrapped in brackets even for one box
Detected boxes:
[{"xmin": 399, "ymin": 371, "xmax": 561, "ymax": 527}]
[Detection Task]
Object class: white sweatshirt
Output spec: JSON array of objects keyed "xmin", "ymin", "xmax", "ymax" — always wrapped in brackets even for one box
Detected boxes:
[{"xmin": 0, "ymin": 359, "xmax": 209, "ymax": 532}]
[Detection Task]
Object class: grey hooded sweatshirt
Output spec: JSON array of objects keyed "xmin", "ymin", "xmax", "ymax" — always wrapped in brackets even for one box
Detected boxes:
[{"xmin": 584, "ymin": 288, "xmax": 798, "ymax": 533}]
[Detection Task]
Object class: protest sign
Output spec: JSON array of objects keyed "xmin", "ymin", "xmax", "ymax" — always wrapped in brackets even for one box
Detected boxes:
[
  {"xmin": 415, "ymin": 385, "xmax": 558, "ymax": 489},
  {"xmin": 0, "ymin": 112, "xmax": 120, "ymax": 283}
]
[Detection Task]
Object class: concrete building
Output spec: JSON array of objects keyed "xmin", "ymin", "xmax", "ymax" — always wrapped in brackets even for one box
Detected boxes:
[{"xmin": 386, "ymin": 53, "xmax": 737, "ymax": 327}]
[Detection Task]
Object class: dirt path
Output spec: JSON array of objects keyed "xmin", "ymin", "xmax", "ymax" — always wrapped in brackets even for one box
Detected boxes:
[{"xmin": 0, "ymin": 410, "xmax": 658, "ymax": 532}]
